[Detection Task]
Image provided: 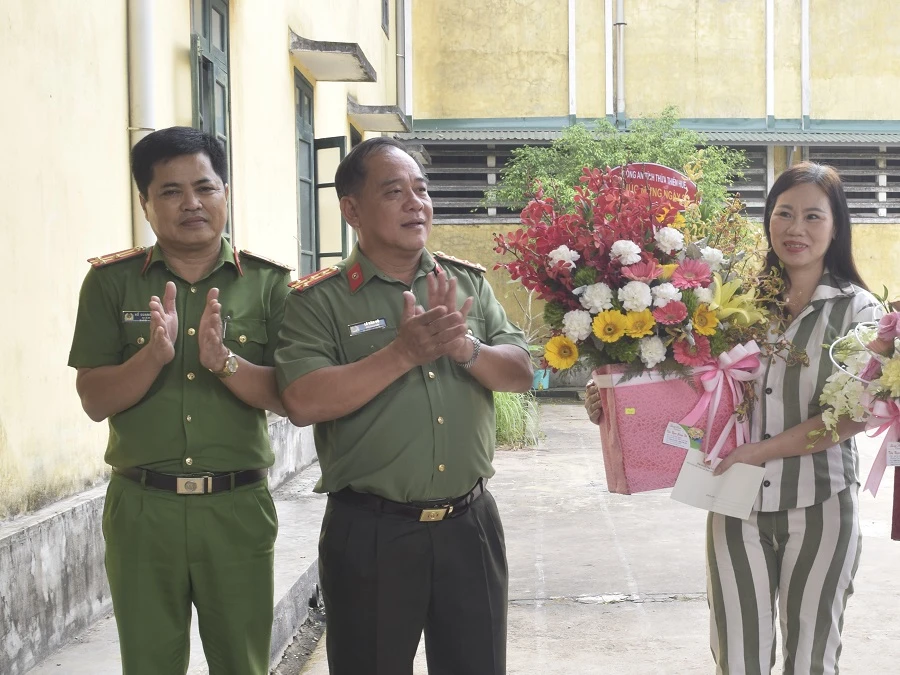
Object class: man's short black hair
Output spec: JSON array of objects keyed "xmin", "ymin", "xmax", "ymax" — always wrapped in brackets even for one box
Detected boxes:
[
  {"xmin": 334, "ymin": 137, "xmax": 425, "ymax": 198},
  {"xmin": 131, "ymin": 127, "xmax": 228, "ymax": 197}
]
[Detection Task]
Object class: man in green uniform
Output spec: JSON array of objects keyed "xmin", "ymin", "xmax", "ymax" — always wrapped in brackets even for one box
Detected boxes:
[
  {"xmin": 275, "ymin": 137, "xmax": 533, "ymax": 675},
  {"xmin": 68, "ymin": 127, "xmax": 291, "ymax": 675}
]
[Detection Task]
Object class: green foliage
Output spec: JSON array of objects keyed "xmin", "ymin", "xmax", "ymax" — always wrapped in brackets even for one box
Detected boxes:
[
  {"xmin": 486, "ymin": 106, "xmax": 747, "ymax": 216},
  {"xmin": 572, "ymin": 266, "xmax": 598, "ymax": 288},
  {"xmin": 494, "ymin": 391, "xmax": 541, "ymax": 448},
  {"xmin": 542, "ymin": 301, "xmax": 566, "ymax": 330},
  {"xmin": 604, "ymin": 337, "xmax": 640, "ymax": 364}
]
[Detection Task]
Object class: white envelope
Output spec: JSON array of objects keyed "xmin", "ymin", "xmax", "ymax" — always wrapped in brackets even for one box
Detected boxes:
[{"xmin": 670, "ymin": 448, "xmax": 765, "ymax": 520}]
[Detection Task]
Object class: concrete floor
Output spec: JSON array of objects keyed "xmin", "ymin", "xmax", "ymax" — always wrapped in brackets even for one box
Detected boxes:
[{"xmin": 298, "ymin": 401, "xmax": 900, "ymax": 674}]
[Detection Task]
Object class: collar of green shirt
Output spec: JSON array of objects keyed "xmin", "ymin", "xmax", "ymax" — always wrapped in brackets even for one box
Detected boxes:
[
  {"xmin": 143, "ymin": 238, "xmax": 242, "ymax": 280},
  {"xmin": 343, "ymin": 244, "xmax": 438, "ymax": 293}
]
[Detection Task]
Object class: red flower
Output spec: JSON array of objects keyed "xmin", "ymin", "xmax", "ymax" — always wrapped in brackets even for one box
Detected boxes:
[
  {"xmin": 652, "ymin": 301, "xmax": 688, "ymax": 325},
  {"xmin": 621, "ymin": 260, "xmax": 663, "ymax": 283},
  {"xmin": 673, "ymin": 333, "xmax": 712, "ymax": 366},
  {"xmin": 671, "ymin": 259, "xmax": 712, "ymax": 289}
]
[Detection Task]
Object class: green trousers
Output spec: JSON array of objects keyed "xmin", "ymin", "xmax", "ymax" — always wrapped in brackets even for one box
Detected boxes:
[{"xmin": 102, "ymin": 472, "xmax": 277, "ymax": 675}]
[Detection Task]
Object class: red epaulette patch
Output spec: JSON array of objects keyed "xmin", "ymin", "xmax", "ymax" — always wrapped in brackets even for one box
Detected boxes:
[
  {"xmin": 433, "ymin": 251, "xmax": 487, "ymax": 273},
  {"xmin": 88, "ymin": 247, "xmax": 147, "ymax": 268},
  {"xmin": 238, "ymin": 249, "xmax": 295, "ymax": 272},
  {"xmin": 289, "ymin": 266, "xmax": 341, "ymax": 293}
]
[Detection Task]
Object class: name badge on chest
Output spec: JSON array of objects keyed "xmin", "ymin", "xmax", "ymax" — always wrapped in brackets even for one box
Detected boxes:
[
  {"xmin": 122, "ymin": 311, "xmax": 152, "ymax": 323},
  {"xmin": 348, "ymin": 318, "xmax": 387, "ymax": 337}
]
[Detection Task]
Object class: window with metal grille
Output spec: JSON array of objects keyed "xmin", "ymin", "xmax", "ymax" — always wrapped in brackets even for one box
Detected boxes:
[
  {"xmin": 410, "ymin": 140, "xmax": 764, "ymax": 224},
  {"xmin": 808, "ymin": 147, "xmax": 900, "ymax": 222}
]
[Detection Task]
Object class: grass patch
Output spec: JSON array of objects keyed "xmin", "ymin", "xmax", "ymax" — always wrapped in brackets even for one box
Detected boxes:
[{"xmin": 494, "ymin": 391, "xmax": 541, "ymax": 449}]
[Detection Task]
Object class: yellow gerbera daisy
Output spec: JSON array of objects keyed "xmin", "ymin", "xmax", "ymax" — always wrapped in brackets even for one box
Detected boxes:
[
  {"xmin": 544, "ymin": 335, "xmax": 579, "ymax": 370},
  {"xmin": 692, "ymin": 303, "xmax": 719, "ymax": 336},
  {"xmin": 592, "ymin": 310, "xmax": 628, "ymax": 343},
  {"xmin": 625, "ymin": 309, "xmax": 656, "ymax": 338},
  {"xmin": 659, "ymin": 263, "xmax": 679, "ymax": 281}
]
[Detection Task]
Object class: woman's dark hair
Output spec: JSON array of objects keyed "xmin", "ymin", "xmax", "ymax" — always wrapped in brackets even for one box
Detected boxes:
[
  {"xmin": 762, "ymin": 161, "xmax": 867, "ymax": 290},
  {"xmin": 334, "ymin": 137, "xmax": 426, "ymax": 198},
  {"xmin": 131, "ymin": 127, "xmax": 228, "ymax": 198}
]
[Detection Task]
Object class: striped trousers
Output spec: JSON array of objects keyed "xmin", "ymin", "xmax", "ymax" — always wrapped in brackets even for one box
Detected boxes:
[{"xmin": 706, "ymin": 486, "xmax": 861, "ymax": 675}]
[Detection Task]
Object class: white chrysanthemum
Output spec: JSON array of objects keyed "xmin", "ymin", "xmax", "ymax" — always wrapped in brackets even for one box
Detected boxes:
[
  {"xmin": 639, "ymin": 336, "xmax": 667, "ymax": 369},
  {"xmin": 562, "ymin": 310, "xmax": 593, "ymax": 342},
  {"xmin": 700, "ymin": 246, "xmax": 725, "ymax": 271},
  {"xmin": 579, "ymin": 282, "xmax": 614, "ymax": 313},
  {"xmin": 610, "ymin": 240, "xmax": 642, "ymax": 265},
  {"xmin": 618, "ymin": 280, "xmax": 652, "ymax": 312},
  {"xmin": 654, "ymin": 227, "xmax": 685, "ymax": 255},
  {"xmin": 693, "ymin": 287, "xmax": 714, "ymax": 305},
  {"xmin": 548, "ymin": 245, "xmax": 580, "ymax": 269},
  {"xmin": 651, "ymin": 282, "xmax": 682, "ymax": 307}
]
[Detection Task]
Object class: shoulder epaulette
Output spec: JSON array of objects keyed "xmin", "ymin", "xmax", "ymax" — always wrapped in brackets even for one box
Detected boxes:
[
  {"xmin": 433, "ymin": 251, "xmax": 487, "ymax": 273},
  {"xmin": 238, "ymin": 249, "xmax": 295, "ymax": 272},
  {"xmin": 289, "ymin": 266, "xmax": 341, "ymax": 293},
  {"xmin": 87, "ymin": 247, "xmax": 147, "ymax": 268}
]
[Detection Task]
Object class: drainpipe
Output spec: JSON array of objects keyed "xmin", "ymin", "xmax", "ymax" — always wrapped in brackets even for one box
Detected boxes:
[
  {"xmin": 567, "ymin": 0, "xmax": 576, "ymax": 120},
  {"xmin": 614, "ymin": 0, "xmax": 626, "ymax": 126},
  {"xmin": 605, "ymin": 0, "xmax": 613, "ymax": 120},
  {"xmin": 127, "ymin": 0, "xmax": 157, "ymax": 247},
  {"xmin": 800, "ymin": 0, "xmax": 810, "ymax": 131},
  {"xmin": 403, "ymin": 0, "xmax": 413, "ymax": 116}
]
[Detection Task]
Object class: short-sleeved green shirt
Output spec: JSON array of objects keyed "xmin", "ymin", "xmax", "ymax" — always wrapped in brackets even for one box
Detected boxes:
[
  {"xmin": 68, "ymin": 240, "xmax": 291, "ymax": 473},
  {"xmin": 275, "ymin": 245, "xmax": 528, "ymax": 502}
]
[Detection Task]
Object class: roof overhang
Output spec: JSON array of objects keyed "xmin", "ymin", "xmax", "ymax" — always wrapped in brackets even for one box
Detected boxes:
[
  {"xmin": 397, "ymin": 130, "xmax": 900, "ymax": 147},
  {"xmin": 289, "ymin": 29, "xmax": 376, "ymax": 82},
  {"xmin": 348, "ymin": 96, "xmax": 410, "ymax": 132}
]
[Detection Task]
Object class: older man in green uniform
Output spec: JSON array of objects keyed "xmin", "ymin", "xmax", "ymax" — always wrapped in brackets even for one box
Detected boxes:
[
  {"xmin": 275, "ymin": 137, "xmax": 533, "ymax": 675},
  {"xmin": 68, "ymin": 127, "xmax": 291, "ymax": 675}
]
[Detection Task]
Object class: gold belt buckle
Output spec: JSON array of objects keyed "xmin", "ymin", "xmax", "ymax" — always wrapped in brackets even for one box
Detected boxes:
[
  {"xmin": 176, "ymin": 475, "xmax": 213, "ymax": 495},
  {"xmin": 419, "ymin": 505, "xmax": 453, "ymax": 522}
]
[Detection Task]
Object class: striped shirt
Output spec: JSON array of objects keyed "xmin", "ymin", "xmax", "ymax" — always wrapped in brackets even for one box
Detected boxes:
[{"xmin": 753, "ymin": 270, "xmax": 882, "ymax": 512}]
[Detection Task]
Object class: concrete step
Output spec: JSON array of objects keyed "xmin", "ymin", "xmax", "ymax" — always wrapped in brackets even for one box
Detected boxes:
[{"xmin": 26, "ymin": 465, "xmax": 327, "ymax": 674}]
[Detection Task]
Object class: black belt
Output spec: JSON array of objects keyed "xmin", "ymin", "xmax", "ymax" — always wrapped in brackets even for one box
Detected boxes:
[
  {"xmin": 113, "ymin": 467, "xmax": 267, "ymax": 495},
  {"xmin": 329, "ymin": 479, "xmax": 484, "ymax": 522}
]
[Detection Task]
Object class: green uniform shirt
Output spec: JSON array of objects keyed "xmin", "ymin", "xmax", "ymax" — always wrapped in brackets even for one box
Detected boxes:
[
  {"xmin": 68, "ymin": 240, "xmax": 291, "ymax": 473},
  {"xmin": 275, "ymin": 245, "xmax": 528, "ymax": 502}
]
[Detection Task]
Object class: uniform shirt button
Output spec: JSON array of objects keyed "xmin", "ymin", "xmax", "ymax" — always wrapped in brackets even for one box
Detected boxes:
[
  {"xmin": 186, "ymin": 415, "xmax": 192, "ymax": 422},
  {"xmin": 438, "ymin": 464, "xmax": 446, "ymax": 472},
  {"xmin": 187, "ymin": 372, "xmax": 195, "ymax": 381},
  {"xmin": 187, "ymin": 328, "xmax": 196, "ymax": 336},
  {"xmin": 763, "ymin": 433, "xmax": 771, "ymax": 439},
  {"xmin": 136, "ymin": 337, "xmax": 145, "ymax": 345},
  {"xmin": 765, "ymin": 387, "xmax": 773, "ymax": 395},
  {"xmin": 185, "ymin": 457, "xmax": 193, "ymax": 466},
  {"xmin": 763, "ymin": 480, "xmax": 771, "ymax": 487},
  {"xmin": 437, "ymin": 416, "xmax": 444, "ymax": 424},
  {"xmin": 239, "ymin": 335, "xmax": 247, "ymax": 344},
  {"xmin": 190, "ymin": 287, "xmax": 197, "ymax": 294},
  {"xmin": 428, "ymin": 371, "xmax": 436, "ymax": 380}
]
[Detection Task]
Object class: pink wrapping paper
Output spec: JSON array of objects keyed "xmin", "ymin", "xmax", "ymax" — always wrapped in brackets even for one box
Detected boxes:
[{"xmin": 593, "ymin": 365, "xmax": 739, "ymax": 494}]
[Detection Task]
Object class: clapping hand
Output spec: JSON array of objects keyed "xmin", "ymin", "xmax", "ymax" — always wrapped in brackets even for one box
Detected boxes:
[
  {"xmin": 427, "ymin": 268, "xmax": 474, "ymax": 363},
  {"xmin": 148, "ymin": 281, "xmax": 178, "ymax": 365},
  {"xmin": 198, "ymin": 288, "xmax": 231, "ymax": 371}
]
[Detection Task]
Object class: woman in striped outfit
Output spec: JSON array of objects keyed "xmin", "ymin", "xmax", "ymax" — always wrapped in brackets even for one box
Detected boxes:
[{"xmin": 707, "ymin": 162, "xmax": 881, "ymax": 674}]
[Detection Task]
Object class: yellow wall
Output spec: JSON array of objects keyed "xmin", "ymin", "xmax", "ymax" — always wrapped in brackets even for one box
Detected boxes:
[
  {"xmin": 624, "ymin": 0, "xmax": 765, "ymax": 119},
  {"xmin": 413, "ymin": 0, "xmax": 569, "ymax": 118},
  {"xmin": 574, "ymin": 0, "xmax": 606, "ymax": 119},
  {"xmin": 811, "ymin": 0, "xmax": 900, "ymax": 120},
  {"xmin": 0, "ymin": 0, "xmax": 131, "ymax": 517},
  {"xmin": 853, "ymin": 225, "xmax": 900, "ymax": 299}
]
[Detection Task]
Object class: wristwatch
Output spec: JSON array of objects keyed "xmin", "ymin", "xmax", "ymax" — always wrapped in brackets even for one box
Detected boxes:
[
  {"xmin": 456, "ymin": 334, "xmax": 482, "ymax": 370},
  {"xmin": 210, "ymin": 350, "xmax": 239, "ymax": 378}
]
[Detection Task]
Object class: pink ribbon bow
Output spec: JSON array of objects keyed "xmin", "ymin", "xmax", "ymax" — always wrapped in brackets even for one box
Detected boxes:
[
  {"xmin": 680, "ymin": 341, "xmax": 765, "ymax": 463},
  {"xmin": 863, "ymin": 398, "xmax": 900, "ymax": 497}
]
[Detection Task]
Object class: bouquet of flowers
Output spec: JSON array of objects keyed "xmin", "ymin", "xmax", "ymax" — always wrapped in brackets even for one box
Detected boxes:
[
  {"xmin": 493, "ymin": 166, "xmax": 777, "ymax": 377},
  {"xmin": 817, "ymin": 303, "xmax": 900, "ymax": 496},
  {"xmin": 494, "ymin": 165, "xmax": 788, "ymax": 493}
]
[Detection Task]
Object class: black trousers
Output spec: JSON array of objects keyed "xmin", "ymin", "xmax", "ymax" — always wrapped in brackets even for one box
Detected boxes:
[{"xmin": 319, "ymin": 488, "xmax": 508, "ymax": 675}]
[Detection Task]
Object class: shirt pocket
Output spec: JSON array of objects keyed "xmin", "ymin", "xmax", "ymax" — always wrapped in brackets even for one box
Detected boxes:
[
  {"xmin": 224, "ymin": 318, "xmax": 268, "ymax": 365},
  {"xmin": 121, "ymin": 322, "xmax": 151, "ymax": 361},
  {"xmin": 341, "ymin": 327, "xmax": 398, "ymax": 363}
]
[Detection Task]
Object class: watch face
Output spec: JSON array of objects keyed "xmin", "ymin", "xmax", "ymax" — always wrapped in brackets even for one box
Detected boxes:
[{"xmin": 225, "ymin": 355, "xmax": 238, "ymax": 373}]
